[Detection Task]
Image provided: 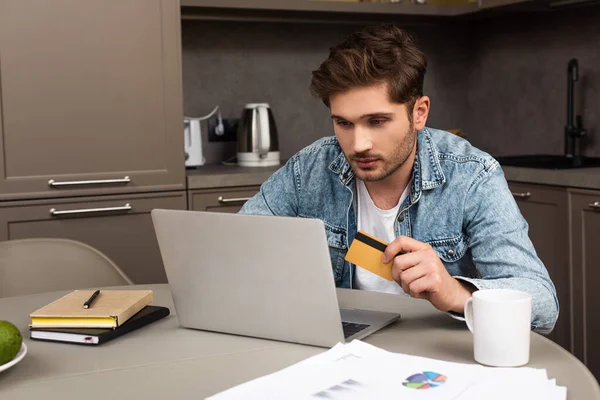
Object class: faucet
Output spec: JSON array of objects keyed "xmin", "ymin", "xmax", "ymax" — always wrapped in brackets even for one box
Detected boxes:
[{"xmin": 565, "ymin": 58, "xmax": 586, "ymax": 159}]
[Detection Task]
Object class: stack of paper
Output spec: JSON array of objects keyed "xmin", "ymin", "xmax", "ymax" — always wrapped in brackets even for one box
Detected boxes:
[{"xmin": 207, "ymin": 340, "xmax": 566, "ymax": 399}]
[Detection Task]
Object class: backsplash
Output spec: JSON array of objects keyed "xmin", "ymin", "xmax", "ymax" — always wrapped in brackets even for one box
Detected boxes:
[
  {"xmin": 183, "ymin": 7, "xmax": 600, "ymax": 165},
  {"xmin": 465, "ymin": 5, "xmax": 600, "ymax": 158},
  {"xmin": 181, "ymin": 20, "xmax": 471, "ymax": 164}
]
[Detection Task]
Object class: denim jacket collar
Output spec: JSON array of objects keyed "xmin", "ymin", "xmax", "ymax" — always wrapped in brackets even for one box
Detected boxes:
[
  {"xmin": 328, "ymin": 151, "xmax": 354, "ymax": 185},
  {"xmin": 327, "ymin": 128, "xmax": 447, "ymax": 199}
]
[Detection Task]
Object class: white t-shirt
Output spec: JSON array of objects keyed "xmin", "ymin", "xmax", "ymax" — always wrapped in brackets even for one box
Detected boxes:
[{"xmin": 354, "ymin": 179, "xmax": 411, "ymax": 295}]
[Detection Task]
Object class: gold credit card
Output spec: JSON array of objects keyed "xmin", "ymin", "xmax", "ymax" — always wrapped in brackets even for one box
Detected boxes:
[{"xmin": 344, "ymin": 230, "xmax": 393, "ymax": 281}]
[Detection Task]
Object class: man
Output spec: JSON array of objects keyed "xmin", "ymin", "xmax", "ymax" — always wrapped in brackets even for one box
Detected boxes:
[{"xmin": 239, "ymin": 24, "xmax": 558, "ymax": 333}]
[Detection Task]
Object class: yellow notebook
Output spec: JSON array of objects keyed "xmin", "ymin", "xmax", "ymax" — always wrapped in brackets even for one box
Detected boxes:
[{"xmin": 29, "ymin": 290, "xmax": 154, "ymax": 329}]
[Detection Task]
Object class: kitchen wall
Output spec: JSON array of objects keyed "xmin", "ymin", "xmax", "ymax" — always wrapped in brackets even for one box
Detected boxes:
[
  {"xmin": 182, "ymin": 5, "xmax": 600, "ymax": 165},
  {"xmin": 465, "ymin": 5, "xmax": 600, "ymax": 158},
  {"xmin": 181, "ymin": 20, "xmax": 472, "ymax": 164}
]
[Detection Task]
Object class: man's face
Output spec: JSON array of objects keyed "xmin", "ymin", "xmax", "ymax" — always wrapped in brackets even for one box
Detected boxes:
[{"xmin": 329, "ymin": 84, "xmax": 428, "ymax": 182}]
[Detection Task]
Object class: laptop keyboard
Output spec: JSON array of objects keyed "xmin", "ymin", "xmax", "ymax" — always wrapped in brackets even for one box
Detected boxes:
[{"xmin": 342, "ymin": 322, "xmax": 370, "ymax": 339}]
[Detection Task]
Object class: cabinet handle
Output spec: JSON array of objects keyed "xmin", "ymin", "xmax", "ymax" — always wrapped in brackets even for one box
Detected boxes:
[
  {"xmin": 511, "ymin": 191, "xmax": 531, "ymax": 199},
  {"xmin": 589, "ymin": 201, "xmax": 600, "ymax": 210},
  {"xmin": 217, "ymin": 196, "xmax": 252, "ymax": 204},
  {"xmin": 48, "ymin": 176, "xmax": 131, "ymax": 187},
  {"xmin": 50, "ymin": 203, "xmax": 132, "ymax": 217}
]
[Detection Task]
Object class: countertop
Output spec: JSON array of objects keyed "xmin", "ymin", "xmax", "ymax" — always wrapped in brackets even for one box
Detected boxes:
[
  {"xmin": 186, "ymin": 163, "xmax": 282, "ymax": 190},
  {"xmin": 502, "ymin": 166, "xmax": 600, "ymax": 191},
  {"xmin": 186, "ymin": 163, "xmax": 600, "ymax": 192}
]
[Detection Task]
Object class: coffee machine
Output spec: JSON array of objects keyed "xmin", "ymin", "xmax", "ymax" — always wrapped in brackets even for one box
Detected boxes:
[
  {"xmin": 237, "ymin": 103, "xmax": 280, "ymax": 167},
  {"xmin": 184, "ymin": 106, "xmax": 223, "ymax": 168}
]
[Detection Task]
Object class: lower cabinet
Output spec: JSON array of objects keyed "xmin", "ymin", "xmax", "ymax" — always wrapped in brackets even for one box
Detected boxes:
[
  {"xmin": 569, "ymin": 189, "xmax": 600, "ymax": 381},
  {"xmin": 188, "ymin": 186, "xmax": 260, "ymax": 213},
  {"xmin": 507, "ymin": 182, "xmax": 571, "ymax": 351},
  {"xmin": 508, "ymin": 182, "xmax": 600, "ymax": 380},
  {"xmin": 0, "ymin": 191, "xmax": 186, "ymax": 284}
]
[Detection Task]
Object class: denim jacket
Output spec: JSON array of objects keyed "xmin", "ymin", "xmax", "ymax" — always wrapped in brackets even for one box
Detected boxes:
[{"xmin": 239, "ymin": 127, "xmax": 559, "ymax": 333}]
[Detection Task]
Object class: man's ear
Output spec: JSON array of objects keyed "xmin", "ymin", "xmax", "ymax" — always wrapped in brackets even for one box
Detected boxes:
[{"xmin": 412, "ymin": 96, "xmax": 430, "ymax": 131}]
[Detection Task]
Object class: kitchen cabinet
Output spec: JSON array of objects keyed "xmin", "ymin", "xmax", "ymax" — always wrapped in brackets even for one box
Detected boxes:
[
  {"xmin": 188, "ymin": 186, "xmax": 260, "ymax": 213},
  {"xmin": 180, "ymin": 0, "xmax": 536, "ymax": 22},
  {"xmin": 0, "ymin": 191, "xmax": 187, "ymax": 284},
  {"xmin": 507, "ymin": 182, "xmax": 571, "ymax": 351},
  {"xmin": 569, "ymin": 189, "xmax": 600, "ymax": 381},
  {"xmin": 0, "ymin": 0, "xmax": 185, "ymax": 201},
  {"xmin": 181, "ymin": 0, "xmax": 475, "ymax": 17}
]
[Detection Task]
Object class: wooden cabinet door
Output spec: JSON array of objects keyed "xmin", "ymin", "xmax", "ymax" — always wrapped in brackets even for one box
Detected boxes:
[
  {"xmin": 188, "ymin": 187, "xmax": 260, "ymax": 213},
  {"xmin": 0, "ymin": 0, "xmax": 185, "ymax": 200},
  {"xmin": 570, "ymin": 189, "xmax": 600, "ymax": 380},
  {"xmin": 508, "ymin": 182, "xmax": 570, "ymax": 351},
  {"xmin": 0, "ymin": 191, "xmax": 186, "ymax": 284}
]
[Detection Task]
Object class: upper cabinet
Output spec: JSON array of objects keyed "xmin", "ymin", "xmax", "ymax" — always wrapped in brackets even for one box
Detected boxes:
[
  {"xmin": 180, "ymin": 0, "xmax": 535, "ymax": 22},
  {"xmin": 0, "ymin": 0, "xmax": 185, "ymax": 201},
  {"xmin": 181, "ymin": 0, "xmax": 475, "ymax": 16}
]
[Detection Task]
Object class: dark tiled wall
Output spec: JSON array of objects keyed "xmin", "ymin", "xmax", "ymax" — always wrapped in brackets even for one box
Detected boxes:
[
  {"xmin": 182, "ymin": 6, "xmax": 600, "ymax": 165},
  {"xmin": 466, "ymin": 5, "xmax": 600, "ymax": 158},
  {"xmin": 181, "ymin": 20, "xmax": 471, "ymax": 164}
]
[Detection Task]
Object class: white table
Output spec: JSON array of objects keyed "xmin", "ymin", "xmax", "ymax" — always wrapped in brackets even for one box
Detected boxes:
[{"xmin": 0, "ymin": 284, "xmax": 598, "ymax": 399}]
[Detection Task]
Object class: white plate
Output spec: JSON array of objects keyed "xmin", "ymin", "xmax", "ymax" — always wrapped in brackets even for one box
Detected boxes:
[{"xmin": 0, "ymin": 342, "xmax": 27, "ymax": 373}]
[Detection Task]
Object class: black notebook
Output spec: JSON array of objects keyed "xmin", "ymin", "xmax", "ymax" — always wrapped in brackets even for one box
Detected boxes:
[{"xmin": 29, "ymin": 305, "xmax": 170, "ymax": 345}]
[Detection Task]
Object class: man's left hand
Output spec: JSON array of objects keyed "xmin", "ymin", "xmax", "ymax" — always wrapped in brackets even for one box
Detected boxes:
[{"xmin": 382, "ymin": 236, "xmax": 474, "ymax": 313}]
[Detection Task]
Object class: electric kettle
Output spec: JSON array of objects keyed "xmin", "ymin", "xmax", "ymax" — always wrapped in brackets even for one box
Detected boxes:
[{"xmin": 237, "ymin": 103, "xmax": 280, "ymax": 167}]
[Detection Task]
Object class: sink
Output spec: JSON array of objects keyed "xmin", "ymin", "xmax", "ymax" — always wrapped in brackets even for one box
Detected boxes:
[{"xmin": 495, "ymin": 155, "xmax": 600, "ymax": 170}]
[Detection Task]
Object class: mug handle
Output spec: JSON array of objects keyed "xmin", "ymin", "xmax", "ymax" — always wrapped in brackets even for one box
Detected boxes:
[{"xmin": 464, "ymin": 297, "xmax": 474, "ymax": 333}]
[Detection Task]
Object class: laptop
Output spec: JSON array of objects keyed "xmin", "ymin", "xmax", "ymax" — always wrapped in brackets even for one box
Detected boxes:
[{"xmin": 151, "ymin": 209, "xmax": 400, "ymax": 348}]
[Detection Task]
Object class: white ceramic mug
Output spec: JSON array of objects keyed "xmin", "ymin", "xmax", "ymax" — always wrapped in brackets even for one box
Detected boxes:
[{"xmin": 464, "ymin": 289, "xmax": 532, "ymax": 367}]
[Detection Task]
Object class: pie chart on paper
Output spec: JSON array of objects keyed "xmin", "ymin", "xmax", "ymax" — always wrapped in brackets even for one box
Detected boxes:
[{"xmin": 402, "ymin": 371, "xmax": 447, "ymax": 389}]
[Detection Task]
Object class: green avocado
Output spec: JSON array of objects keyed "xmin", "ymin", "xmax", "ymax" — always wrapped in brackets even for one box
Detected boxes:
[{"xmin": 0, "ymin": 320, "xmax": 23, "ymax": 366}]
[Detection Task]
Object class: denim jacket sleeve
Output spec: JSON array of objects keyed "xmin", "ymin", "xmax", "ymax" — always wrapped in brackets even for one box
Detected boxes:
[
  {"xmin": 457, "ymin": 161, "xmax": 559, "ymax": 334},
  {"xmin": 239, "ymin": 157, "xmax": 299, "ymax": 217}
]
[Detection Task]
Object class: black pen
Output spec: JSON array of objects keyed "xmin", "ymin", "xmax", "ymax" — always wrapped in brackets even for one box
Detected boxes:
[{"xmin": 83, "ymin": 290, "xmax": 101, "ymax": 309}]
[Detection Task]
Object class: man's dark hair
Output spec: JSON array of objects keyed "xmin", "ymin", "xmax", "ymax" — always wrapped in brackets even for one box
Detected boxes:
[{"xmin": 310, "ymin": 24, "xmax": 428, "ymax": 118}]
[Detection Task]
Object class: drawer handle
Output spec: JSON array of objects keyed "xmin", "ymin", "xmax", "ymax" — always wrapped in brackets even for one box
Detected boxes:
[
  {"xmin": 50, "ymin": 203, "xmax": 132, "ymax": 216},
  {"xmin": 217, "ymin": 196, "xmax": 252, "ymax": 204},
  {"xmin": 589, "ymin": 201, "xmax": 600, "ymax": 210},
  {"xmin": 48, "ymin": 176, "xmax": 131, "ymax": 187},
  {"xmin": 511, "ymin": 191, "xmax": 531, "ymax": 199}
]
